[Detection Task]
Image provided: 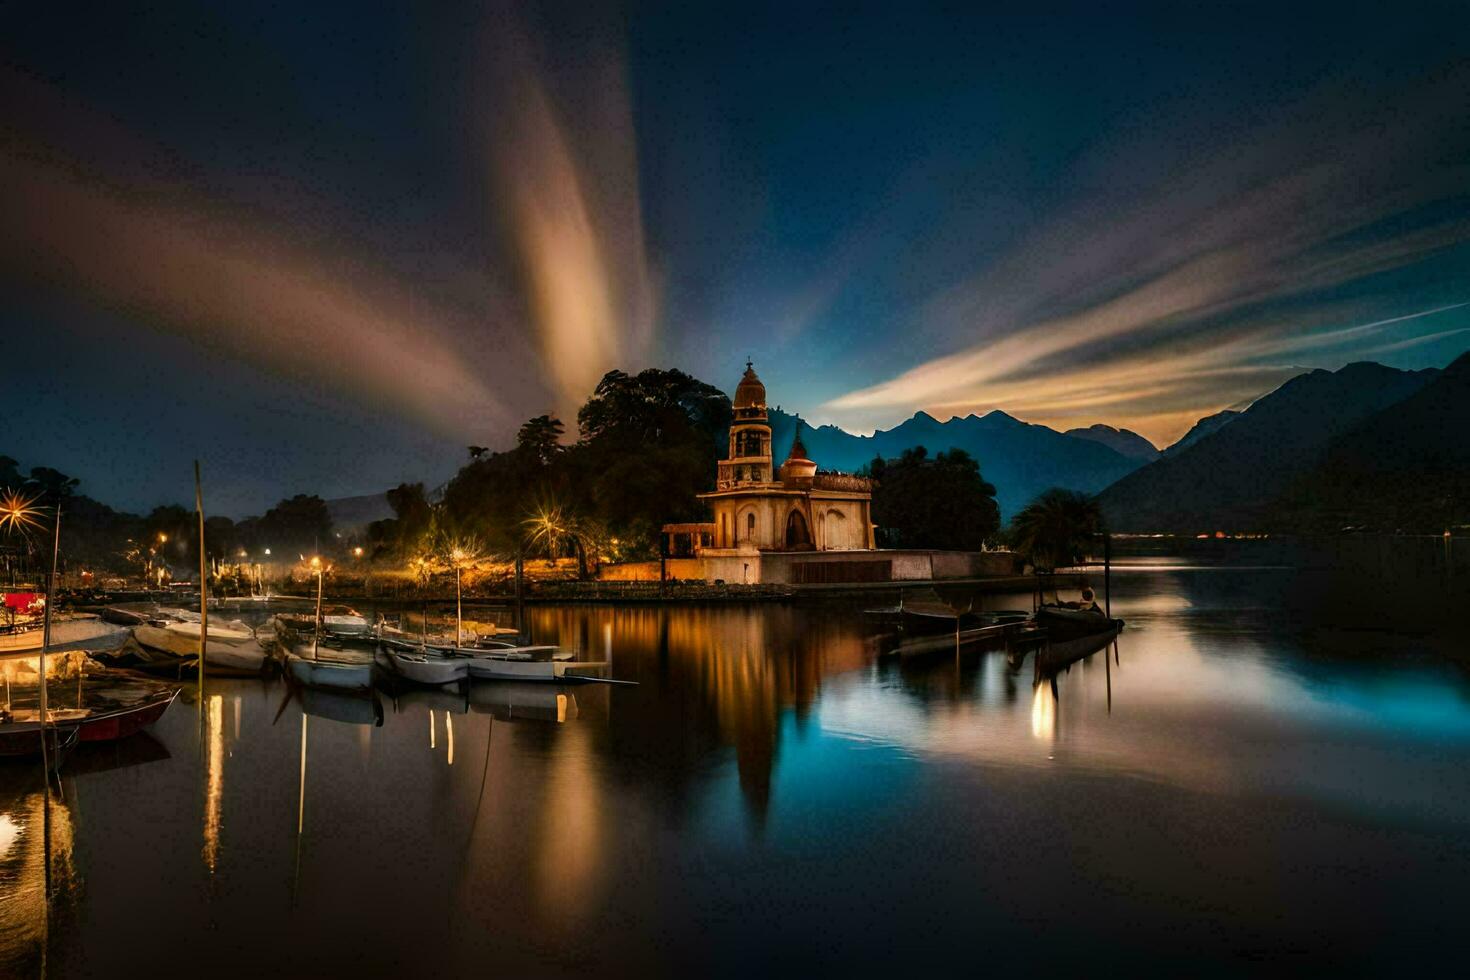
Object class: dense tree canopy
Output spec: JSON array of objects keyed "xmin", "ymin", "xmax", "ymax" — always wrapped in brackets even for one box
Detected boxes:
[
  {"xmin": 1008, "ymin": 488, "xmax": 1103, "ymax": 571},
  {"xmin": 868, "ymin": 447, "xmax": 1000, "ymax": 550}
]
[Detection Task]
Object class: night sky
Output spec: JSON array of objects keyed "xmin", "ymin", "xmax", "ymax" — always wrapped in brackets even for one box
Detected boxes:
[{"xmin": 3, "ymin": 1, "xmax": 1468, "ymax": 515}]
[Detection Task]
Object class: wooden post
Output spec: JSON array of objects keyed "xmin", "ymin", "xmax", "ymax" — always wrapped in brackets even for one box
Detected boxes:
[
  {"xmin": 1103, "ymin": 531, "xmax": 1112, "ymax": 618},
  {"xmin": 39, "ymin": 501, "xmax": 60, "ymax": 773},
  {"xmin": 195, "ymin": 461, "xmax": 208, "ymax": 693},
  {"xmin": 455, "ymin": 565, "xmax": 463, "ymax": 648}
]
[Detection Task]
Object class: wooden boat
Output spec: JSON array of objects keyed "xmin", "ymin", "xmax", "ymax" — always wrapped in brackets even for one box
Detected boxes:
[
  {"xmin": 464, "ymin": 647, "xmax": 604, "ymax": 683},
  {"xmin": 1, "ymin": 678, "xmax": 179, "ymax": 756},
  {"xmin": 1035, "ymin": 605, "xmax": 1122, "ymax": 640},
  {"xmin": 284, "ymin": 648, "xmax": 374, "ymax": 692},
  {"xmin": 377, "ymin": 647, "xmax": 469, "ymax": 686}
]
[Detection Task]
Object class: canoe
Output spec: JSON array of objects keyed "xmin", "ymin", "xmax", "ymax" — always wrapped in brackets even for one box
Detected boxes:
[
  {"xmin": 284, "ymin": 649, "xmax": 374, "ymax": 692},
  {"xmin": 377, "ymin": 647, "xmax": 468, "ymax": 686}
]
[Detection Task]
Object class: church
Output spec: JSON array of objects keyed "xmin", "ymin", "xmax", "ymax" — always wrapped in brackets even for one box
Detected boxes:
[
  {"xmin": 598, "ymin": 360, "xmax": 1014, "ymax": 585},
  {"xmin": 698, "ymin": 361, "xmax": 875, "ymax": 552}
]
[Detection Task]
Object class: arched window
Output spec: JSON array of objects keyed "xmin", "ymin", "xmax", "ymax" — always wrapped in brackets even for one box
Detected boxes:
[{"xmin": 746, "ymin": 512, "xmax": 756, "ymax": 540}]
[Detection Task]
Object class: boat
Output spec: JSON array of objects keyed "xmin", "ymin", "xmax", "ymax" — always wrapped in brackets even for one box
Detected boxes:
[
  {"xmin": 298, "ymin": 687, "xmax": 384, "ymax": 726},
  {"xmin": 377, "ymin": 646, "xmax": 469, "ymax": 686},
  {"xmin": 283, "ymin": 647, "xmax": 374, "ymax": 692},
  {"xmin": 1, "ymin": 674, "xmax": 180, "ymax": 756},
  {"xmin": 1, "ymin": 614, "xmax": 126, "ymax": 653},
  {"xmin": 462, "ymin": 646, "xmax": 604, "ymax": 683},
  {"xmin": 100, "ymin": 606, "xmax": 151, "ymax": 626},
  {"xmin": 1035, "ymin": 605, "xmax": 1123, "ymax": 640},
  {"xmin": 131, "ymin": 621, "xmax": 271, "ymax": 673}
]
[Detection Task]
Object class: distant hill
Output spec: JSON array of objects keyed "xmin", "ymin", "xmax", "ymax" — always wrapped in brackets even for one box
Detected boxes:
[
  {"xmin": 1164, "ymin": 409, "xmax": 1240, "ymax": 455},
  {"xmin": 768, "ymin": 408, "xmax": 1144, "ymax": 520},
  {"xmin": 1098, "ymin": 362, "xmax": 1441, "ymax": 532},
  {"xmin": 1065, "ymin": 424, "xmax": 1159, "ymax": 461},
  {"xmin": 1273, "ymin": 351, "xmax": 1470, "ymax": 531},
  {"xmin": 325, "ymin": 492, "xmax": 393, "ymax": 533}
]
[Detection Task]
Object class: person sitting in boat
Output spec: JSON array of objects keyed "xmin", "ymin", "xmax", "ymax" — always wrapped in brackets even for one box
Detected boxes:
[{"xmin": 1069, "ymin": 587, "xmax": 1099, "ymax": 611}]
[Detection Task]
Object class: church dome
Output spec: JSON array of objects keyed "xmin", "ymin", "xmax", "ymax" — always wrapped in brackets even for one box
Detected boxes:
[{"xmin": 733, "ymin": 361, "xmax": 766, "ymax": 410}]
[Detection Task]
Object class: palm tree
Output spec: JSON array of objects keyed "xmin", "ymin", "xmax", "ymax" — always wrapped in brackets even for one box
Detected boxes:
[{"xmin": 1009, "ymin": 488, "xmax": 1103, "ymax": 572}]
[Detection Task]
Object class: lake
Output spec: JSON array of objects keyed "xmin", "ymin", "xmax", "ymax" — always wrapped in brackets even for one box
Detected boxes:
[{"xmin": 5, "ymin": 558, "xmax": 1470, "ymax": 976}]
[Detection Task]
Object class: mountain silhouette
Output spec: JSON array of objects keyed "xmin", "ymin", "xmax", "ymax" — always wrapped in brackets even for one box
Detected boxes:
[
  {"xmin": 1273, "ymin": 350, "xmax": 1470, "ymax": 531},
  {"xmin": 767, "ymin": 408, "xmax": 1143, "ymax": 519},
  {"xmin": 1098, "ymin": 361, "xmax": 1441, "ymax": 531}
]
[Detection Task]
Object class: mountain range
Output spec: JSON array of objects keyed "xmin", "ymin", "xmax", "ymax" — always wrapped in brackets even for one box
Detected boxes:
[
  {"xmin": 1099, "ymin": 358, "xmax": 1463, "ymax": 532},
  {"xmin": 768, "ymin": 408, "xmax": 1153, "ymax": 520}
]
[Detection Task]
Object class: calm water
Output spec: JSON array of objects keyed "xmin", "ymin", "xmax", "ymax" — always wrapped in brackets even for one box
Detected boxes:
[{"xmin": 5, "ymin": 562, "xmax": 1470, "ymax": 976}]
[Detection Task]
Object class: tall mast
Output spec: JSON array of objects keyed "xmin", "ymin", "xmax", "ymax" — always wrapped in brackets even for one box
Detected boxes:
[{"xmin": 195, "ymin": 461, "xmax": 208, "ymax": 692}]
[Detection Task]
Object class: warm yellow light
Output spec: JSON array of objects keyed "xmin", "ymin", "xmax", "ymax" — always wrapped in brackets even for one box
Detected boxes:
[
  {"xmin": 309, "ymin": 556, "xmax": 322, "ymax": 570},
  {"xmin": 353, "ymin": 546, "xmax": 364, "ymax": 557},
  {"xmin": 158, "ymin": 532, "xmax": 167, "ymax": 543},
  {"xmin": 0, "ymin": 489, "xmax": 43, "ymax": 535}
]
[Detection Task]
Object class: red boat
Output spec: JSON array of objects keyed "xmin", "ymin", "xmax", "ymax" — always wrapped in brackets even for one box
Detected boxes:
[{"xmin": 1, "ymin": 676, "xmax": 180, "ymax": 758}]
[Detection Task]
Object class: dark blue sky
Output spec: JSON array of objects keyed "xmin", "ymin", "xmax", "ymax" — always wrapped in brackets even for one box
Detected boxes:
[{"xmin": 3, "ymin": 1, "xmax": 1468, "ymax": 514}]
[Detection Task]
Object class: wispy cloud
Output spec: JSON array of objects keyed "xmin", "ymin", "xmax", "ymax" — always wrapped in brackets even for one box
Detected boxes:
[
  {"xmin": 0, "ymin": 141, "xmax": 509, "ymax": 437},
  {"xmin": 479, "ymin": 6, "xmax": 657, "ymax": 420},
  {"xmin": 824, "ymin": 69, "xmax": 1470, "ymax": 443}
]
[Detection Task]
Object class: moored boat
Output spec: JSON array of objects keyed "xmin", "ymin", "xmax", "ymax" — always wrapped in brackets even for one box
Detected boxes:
[
  {"xmin": 284, "ymin": 648, "xmax": 374, "ymax": 692},
  {"xmin": 1035, "ymin": 605, "xmax": 1123, "ymax": 640},
  {"xmin": 377, "ymin": 646, "xmax": 469, "ymax": 686}
]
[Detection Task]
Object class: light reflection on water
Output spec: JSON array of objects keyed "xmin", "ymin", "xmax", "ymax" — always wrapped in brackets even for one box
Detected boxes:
[{"xmin": 3, "ymin": 563, "xmax": 1470, "ymax": 974}]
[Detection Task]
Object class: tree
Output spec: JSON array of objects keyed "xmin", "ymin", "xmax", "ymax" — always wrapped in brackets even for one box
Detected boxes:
[
  {"xmin": 254, "ymin": 494, "xmax": 333, "ymax": 557},
  {"xmin": 869, "ymin": 447, "xmax": 1000, "ymax": 550},
  {"xmin": 517, "ymin": 416, "xmax": 565, "ymax": 465},
  {"xmin": 1008, "ymin": 488, "xmax": 1103, "ymax": 571},
  {"xmin": 468, "ymin": 445, "xmax": 488, "ymax": 460}
]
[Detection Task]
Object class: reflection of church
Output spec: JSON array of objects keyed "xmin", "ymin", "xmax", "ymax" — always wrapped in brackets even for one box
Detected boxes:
[{"xmin": 699, "ymin": 362, "xmax": 875, "ymax": 553}]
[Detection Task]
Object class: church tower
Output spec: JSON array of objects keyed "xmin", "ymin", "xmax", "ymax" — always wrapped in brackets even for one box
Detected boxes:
[{"xmin": 718, "ymin": 361, "xmax": 773, "ymax": 488}]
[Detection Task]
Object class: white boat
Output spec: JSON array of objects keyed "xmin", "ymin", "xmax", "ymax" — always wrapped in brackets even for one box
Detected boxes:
[
  {"xmin": 130, "ymin": 623, "xmax": 270, "ymax": 673},
  {"xmin": 284, "ymin": 648, "xmax": 374, "ymax": 691},
  {"xmin": 377, "ymin": 647, "xmax": 468, "ymax": 686},
  {"xmin": 460, "ymin": 646, "xmax": 603, "ymax": 683}
]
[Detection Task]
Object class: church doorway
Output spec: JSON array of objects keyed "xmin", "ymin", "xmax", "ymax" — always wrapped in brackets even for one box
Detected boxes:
[{"xmin": 785, "ymin": 509, "xmax": 813, "ymax": 550}]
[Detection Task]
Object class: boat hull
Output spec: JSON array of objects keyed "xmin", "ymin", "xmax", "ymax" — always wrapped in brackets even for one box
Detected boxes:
[
  {"xmin": 380, "ymin": 649, "xmax": 468, "ymax": 686},
  {"xmin": 1035, "ymin": 606, "xmax": 1120, "ymax": 640},
  {"xmin": 1, "ymin": 616, "xmax": 124, "ymax": 653},
  {"xmin": 285, "ymin": 652, "xmax": 374, "ymax": 691},
  {"xmin": 133, "ymin": 625, "xmax": 269, "ymax": 672}
]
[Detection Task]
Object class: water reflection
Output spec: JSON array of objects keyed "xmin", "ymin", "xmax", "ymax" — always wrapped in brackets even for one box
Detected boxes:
[{"xmin": 6, "ymin": 566, "xmax": 1470, "ymax": 973}]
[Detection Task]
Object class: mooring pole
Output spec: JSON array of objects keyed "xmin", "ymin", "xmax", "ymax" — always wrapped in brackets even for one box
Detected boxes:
[
  {"xmin": 1103, "ymin": 531, "xmax": 1112, "ymax": 618},
  {"xmin": 39, "ymin": 500, "xmax": 61, "ymax": 774},
  {"xmin": 195, "ymin": 461, "xmax": 208, "ymax": 694}
]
